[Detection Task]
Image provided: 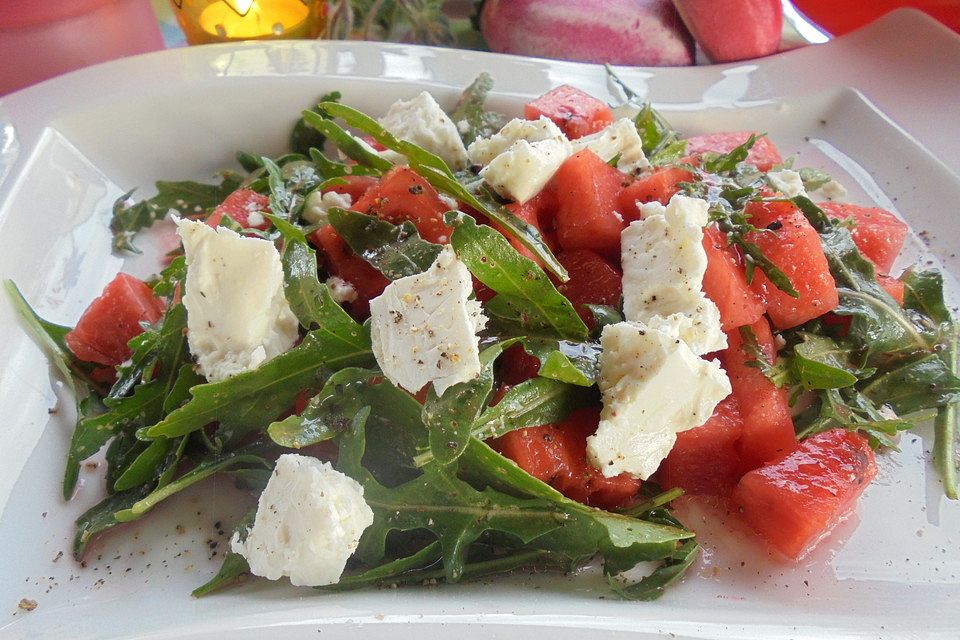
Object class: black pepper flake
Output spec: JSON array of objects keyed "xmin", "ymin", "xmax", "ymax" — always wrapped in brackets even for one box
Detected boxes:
[{"xmin": 408, "ymin": 184, "xmax": 424, "ymax": 195}]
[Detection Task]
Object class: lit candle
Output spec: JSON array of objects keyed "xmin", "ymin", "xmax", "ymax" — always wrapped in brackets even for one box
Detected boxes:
[{"xmin": 171, "ymin": 0, "xmax": 323, "ymax": 45}]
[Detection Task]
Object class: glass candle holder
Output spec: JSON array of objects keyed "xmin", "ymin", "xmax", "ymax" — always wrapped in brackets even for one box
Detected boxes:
[{"xmin": 169, "ymin": 0, "xmax": 325, "ymax": 44}]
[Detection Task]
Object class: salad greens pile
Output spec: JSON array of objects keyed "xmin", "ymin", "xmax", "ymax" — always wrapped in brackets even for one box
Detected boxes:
[{"xmin": 7, "ymin": 70, "xmax": 959, "ymax": 603}]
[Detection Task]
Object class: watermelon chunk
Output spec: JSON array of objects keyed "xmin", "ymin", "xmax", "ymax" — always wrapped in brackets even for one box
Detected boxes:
[
  {"xmin": 876, "ymin": 274, "xmax": 905, "ymax": 306},
  {"xmin": 721, "ymin": 317, "xmax": 798, "ymax": 473},
  {"xmin": 523, "ymin": 85, "xmax": 614, "ymax": 140},
  {"xmin": 556, "ymin": 249, "xmax": 623, "ymax": 327},
  {"xmin": 745, "ymin": 201, "xmax": 839, "ymax": 329},
  {"xmin": 325, "ymin": 175, "xmax": 378, "ymax": 201},
  {"xmin": 310, "ymin": 225, "xmax": 389, "ymax": 317},
  {"xmin": 65, "ymin": 273, "xmax": 166, "ymax": 366},
  {"xmin": 491, "ymin": 406, "xmax": 641, "ymax": 509},
  {"xmin": 618, "ymin": 167, "xmax": 695, "ymax": 217},
  {"xmin": 549, "ymin": 149, "xmax": 628, "ymax": 257},
  {"xmin": 702, "ymin": 227, "xmax": 766, "ymax": 331},
  {"xmin": 733, "ymin": 429, "xmax": 877, "ymax": 559},
  {"xmin": 819, "ymin": 202, "xmax": 908, "ymax": 273},
  {"xmin": 206, "ymin": 188, "xmax": 271, "ymax": 230},
  {"xmin": 352, "ymin": 166, "xmax": 453, "ymax": 244},
  {"xmin": 659, "ymin": 395, "xmax": 744, "ymax": 497},
  {"xmin": 684, "ymin": 131, "xmax": 783, "ymax": 171}
]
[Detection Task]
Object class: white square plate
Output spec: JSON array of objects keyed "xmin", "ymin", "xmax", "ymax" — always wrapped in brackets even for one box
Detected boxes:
[{"xmin": 2, "ymin": 9, "xmax": 959, "ymax": 639}]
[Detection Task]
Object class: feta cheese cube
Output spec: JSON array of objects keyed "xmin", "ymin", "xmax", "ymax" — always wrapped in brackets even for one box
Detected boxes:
[
  {"xmin": 586, "ymin": 322, "xmax": 731, "ymax": 480},
  {"xmin": 231, "ymin": 454, "xmax": 374, "ymax": 587},
  {"xmin": 177, "ymin": 219, "xmax": 299, "ymax": 382},
  {"xmin": 480, "ymin": 138, "xmax": 571, "ymax": 204},
  {"xmin": 377, "ymin": 92, "xmax": 469, "ymax": 170},
  {"xmin": 571, "ymin": 118, "xmax": 650, "ymax": 174},
  {"xmin": 819, "ymin": 179, "xmax": 847, "ymax": 201},
  {"xmin": 621, "ymin": 195, "xmax": 726, "ymax": 355},
  {"xmin": 467, "ymin": 117, "xmax": 568, "ymax": 166},
  {"xmin": 302, "ymin": 190, "xmax": 353, "ymax": 225},
  {"xmin": 326, "ymin": 276, "xmax": 358, "ymax": 304},
  {"xmin": 369, "ymin": 246, "xmax": 487, "ymax": 396},
  {"xmin": 766, "ymin": 169, "xmax": 807, "ymax": 198}
]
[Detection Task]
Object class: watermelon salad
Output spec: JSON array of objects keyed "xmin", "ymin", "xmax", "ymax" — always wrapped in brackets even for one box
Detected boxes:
[{"xmin": 7, "ymin": 70, "xmax": 959, "ymax": 600}]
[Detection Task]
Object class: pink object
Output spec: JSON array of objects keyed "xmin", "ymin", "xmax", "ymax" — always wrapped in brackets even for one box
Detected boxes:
[
  {"xmin": 0, "ymin": 0, "xmax": 165, "ymax": 96},
  {"xmin": 672, "ymin": 0, "xmax": 783, "ymax": 62},
  {"xmin": 480, "ymin": 0, "xmax": 695, "ymax": 67}
]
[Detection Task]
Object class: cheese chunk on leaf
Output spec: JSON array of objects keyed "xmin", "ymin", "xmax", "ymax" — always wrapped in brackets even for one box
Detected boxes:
[
  {"xmin": 621, "ymin": 195, "xmax": 726, "ymax": 355},
  {"xmin": 587, "ymin": 322, "xmax": 731, "ymax": 480},
  {"xmin": 467, "ymin": 117, "xmax": 568, "ymax": 166},
  {"xmin": 479, "ymin": 138, "xmax": 572, "ymax": 204},
  {"xmin": 370, "ymin": 246, "xmax": 487, "ymax": 396},
  {"xmin": 377, "ymin": 92, "xmax": 470, "ymax": 171},
  {"xmin": 231, "ymin": 454, "xmax": 374, "ymax": 587},
  {"xmin": 177, "ymin": 219, "xmax": 299, "ymax": 382},
  {"xmin": 571, "ymin": 118, "xmax": 650, "ymax": 174}
]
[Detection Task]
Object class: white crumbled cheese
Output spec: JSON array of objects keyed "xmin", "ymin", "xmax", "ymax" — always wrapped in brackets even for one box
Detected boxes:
[
  {"xmin": 766, "ymin": 169, "xmax": 807, "ymax": 198},
  {"xmin": 620, "ymin": 194, "xmax": 726, "ymax": 355},
  {"xmin": 377, "ymin": 91, "xmax": 469, "ymax": 170},
  {"xmin": 571, "ymin": 118, "xmax": 650, "ymax": 174},
  {"xmin": 480, "ymin": 138, "xmax": 571, "ymax": 204},
  {"xmin": 246, "ymin": 211, "xmax": 266, "ymax": 228},
  {"xmin": 438, "ymin": 193, "xmax": 458, "ymax": 211},
  {"xmin": 176, "ymin": 219, "xmax": 299, "ymax": 382},
  {"xmin": 467, "ymin": 117, "xmax": 568, "ymax": 166},
  {"xmin": 303, "ymin": 190, "xmax": 353, "ymax": 225},
  {"xmin": 369, "ymin": 246, "xmax": 487, "ymax": 396},
  {"xmin": 231, "ymin": 454, "xmax": 374, "ymax": 587},
  {"xmin": 586, "ymin": 322, "xmax": 731, "ymax": 480},
  {"xmin": 326, "ymin": 276, "xmax": 358, "ymax": 304},
  {"xmin": 819, "ymin": 179, "xmax": 848, "ymax": 201}
]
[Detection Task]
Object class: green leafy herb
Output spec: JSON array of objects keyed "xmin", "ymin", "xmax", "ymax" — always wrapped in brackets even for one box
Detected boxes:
[
  {"xmin": 114, "ymin": 443, "xmax": 273, "ymax": 522},
  {"xmin": 143, "ymin": 320, "xmax": 373, "ymax": 445},
  {"xmin": 328, "ymin": 208, "xmax": 443, "ymax": 279},
  {"xmin": 798, "ymin": 167, "xmax": 833, "ymax": 192},
  {"xmin": 73, "ymin": 486, "xmax": 151, "ymax": 559},
  {"xmin": 421, "ymin": 340, "xmax": 517, "ymax": 466},
  {"xmin": 290, "ymin": 91, "xmax": 342, "ymax": 155},
  {"xmin": 315, "ymin": 101, "xmax": 567, "ymax": 280},
  {"xmin": 110, "ymin": 177, "xmax": 240, "ymax": 253},
  {"xmin": 449, "ymin": 214, "xmax": 587, "ymax": 340},
  {"xmin": 448, "ymin": 72, "xmax": 508, "ymax": 146},
  {"xmin": 701, "ymin": 134, "xmax": 761, "ymax": 174}
]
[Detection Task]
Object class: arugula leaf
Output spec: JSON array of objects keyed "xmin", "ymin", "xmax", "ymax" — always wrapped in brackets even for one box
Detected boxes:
[
  {"xmin": 268, "ymin": 368, "xmax": 425, "ymax": 486},
  {"xmin": 607, "ymin": 538, "xmax": 699, "ymax": 601},
  {"xmin": 143, "ymin": 322, "xmax": 373, "ymax": 445},
  {"xmin": 471, "ymin": 377, "xmax": 597, "ymax": 440},
  {"xmin": 325, "ymin": 542, "xmax": 443, "ymax": 590},
  {"xmin": 193, "ymin": 552, "xmax": 250, "ymax": 597},
  {"xmin": 328, "ymin": 208, "xmax": 443, "ymax": 279},
  {"xmin": 413, "ymin": 376, "xmax": 595, "ymax": 468},
  {"xmin": 901, "ymin": 268, "xmax": 960, "ymax": 498},
  {"xmin": 791, "ymin": 333, "xmax": 861, "ymax": 390},
  {"xmin": 820, "ymin": 227, "xmax": 930, "ymax": 365},
  {"xmin": 701, "ymin": 134, "xmax": 760, "ymax": 174},
  {"xmin": 450, "ymin": 214, "xmax": 587, "ymax": 340},
  {"xmin": 338, "ymin": 413, "xmax": 567, "ymax": 583},
  {"xmin": 301, "ymin": 112, "xmax": 393, "ymax": 174},
  {"xmin": 271, "ymin": 215, "xmax": 351, "ymax": 330},
  {"xmin": 316, "ymin": 101, "xmax": 567, "ymax": 280},
  {"xmin": 459, "ymin": 440, "xmax": 692, "ymax": 575},
  {"xmin": 520, "ymin": 338, "xmax": 601, "ymax": 386},
  {"xmin": 290, "ymin": 91, "xmax": 342, "ymax": 155},
  {"xmin": 114, "ymin": 443, "xmax": 273, "ymax": 522},
  {"xmin": 794, "ymin": 387, "xmax": 913, "ymax": 446},
  {"xmin": 860, "ymin": 354, "xmax": 960, "ymax": 416},
  {"xmin": 421, "ymin": 341, "xmax": 518, "ymax": 466},
  {"xmin": 448, "ymin": 72, "xmax": 508, "ymax": 146},
  {"xmin": 110, "ymin": 177, "xmax": 240, "ymax": 253},
  {"xmin": 73, "ymin": 485, "xmax": 151, "ymax": 559}
]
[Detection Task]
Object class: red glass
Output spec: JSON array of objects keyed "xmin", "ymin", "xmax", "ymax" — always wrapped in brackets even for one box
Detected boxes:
[{"xmin": 792, "ymin": 0, "xmax": 960, "ymax": 35}]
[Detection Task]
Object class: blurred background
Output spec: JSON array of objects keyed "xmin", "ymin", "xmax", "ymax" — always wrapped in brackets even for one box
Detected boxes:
[{"xmin": 1, "ymin": 0, "xmax": 959, "ymax": 96}]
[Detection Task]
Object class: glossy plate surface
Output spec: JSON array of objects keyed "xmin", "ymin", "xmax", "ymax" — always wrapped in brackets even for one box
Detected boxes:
[{"xmin": 1, "ymin": 9, "xmax": 959, "ymax": 640}]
